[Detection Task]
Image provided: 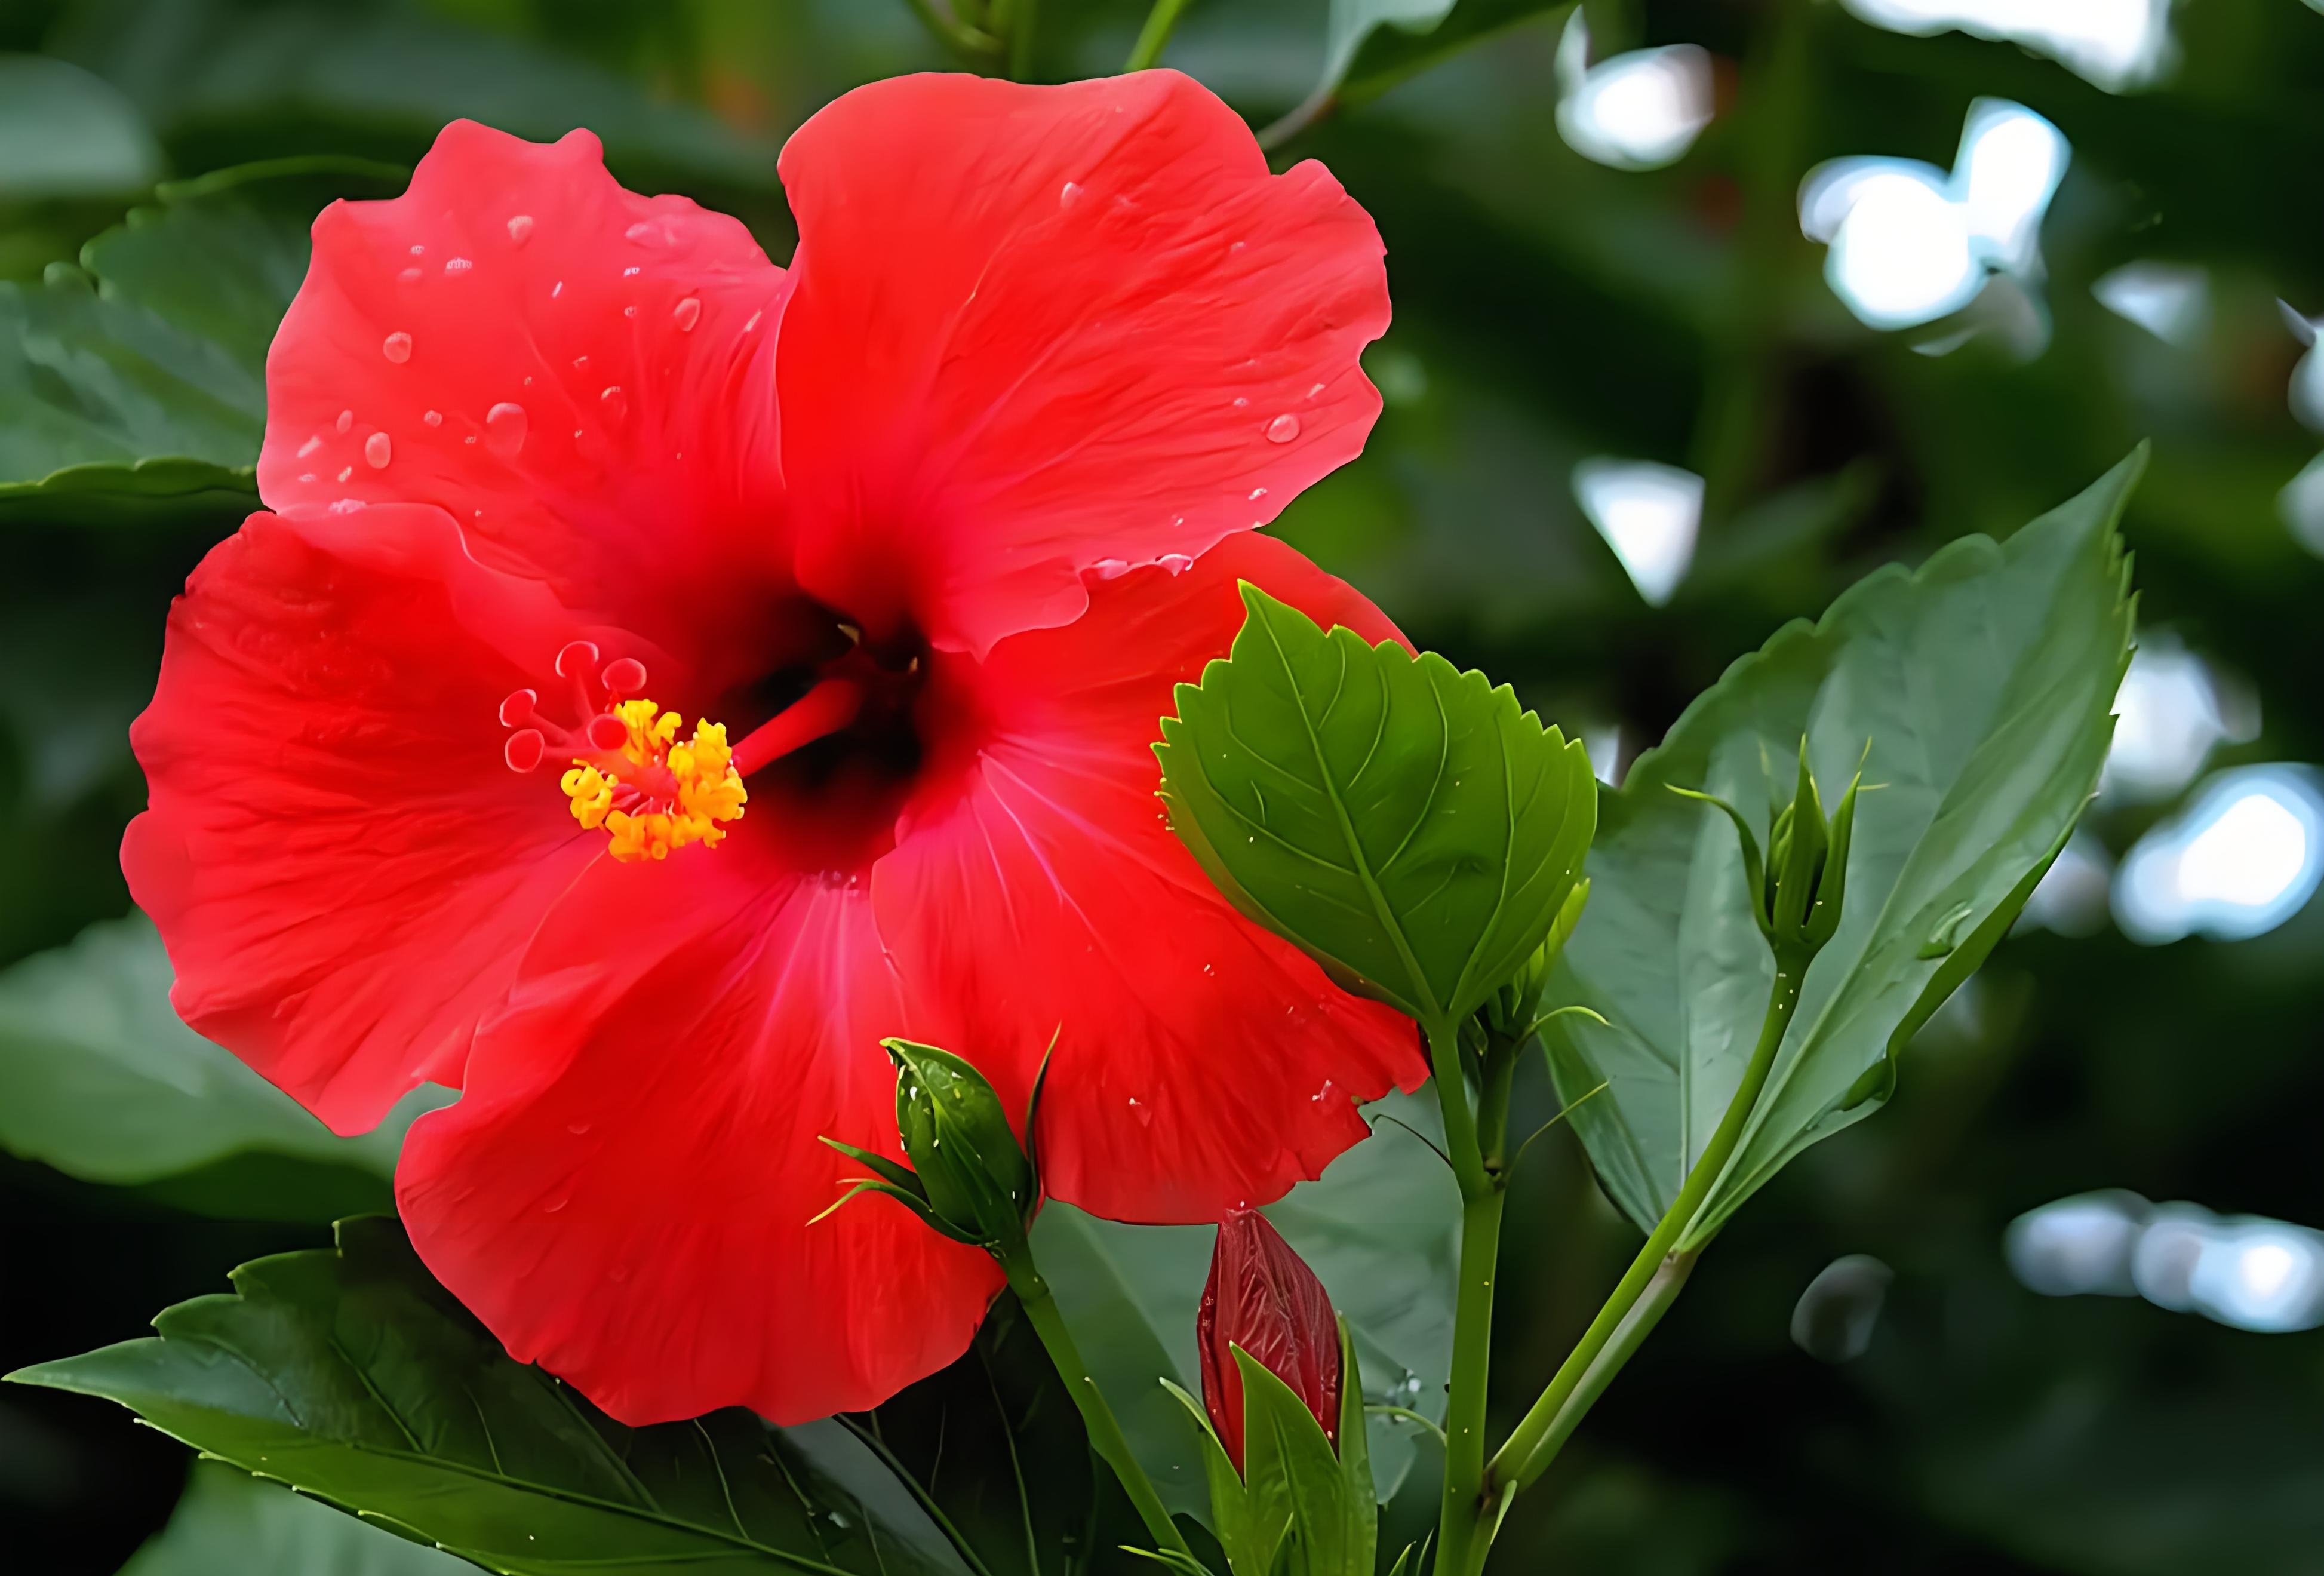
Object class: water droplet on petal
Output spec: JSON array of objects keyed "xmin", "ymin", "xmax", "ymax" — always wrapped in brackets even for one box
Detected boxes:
[
  {"xmin": 1158, "ymin": 553, "xmax": 1194, "ymax": 575},
  {"xmin": 507, "ymin": 214, "xmax": 534, "ymax": 244},
  {"xmin": 297, "ymin": 435, "xmax": 321, "ymax": 459},
  {"xmin": 601, "ymin": 386, "xmax": 627, "ymax": 422},
  {"xmin": 623, "ymin": 305, "xmax": 637, "ymax": 318},
  {"xmin": 410, "ymin": 244, "xmax": 425, "ymax": 257},
  {"xmin": 398, "ymin": 266, "xmax": 422, "ymax": 284},
  {"xmin": 297, "ymin": 472, "xmax": 316, "ymax": 483},
  {"xmin": 565, "ymin": 1121, "xmax": 591, "ymax": 1136},
  {"xmin": 1307, "ymin": 382, "xmax": 1326, "ymax": 399},
  {"xmin": 543, "ymin": 1194, "xmax": 567, "ymax": 1214},
  {"xmin": 336, "ymin": 410, "xmax": 352, "ymax": 434},
  {"xmin": 485, "ymin": 401, "xmax": 528, "ymax": 457},
  {"xmin": 672, "ymin": 296, "xmax": 701, "ymax": 332},
  {"xmin": 328, "ymin": 497, "xmax": 363, "ymax": 514},
  {"xmin": 1229, "ymin": 240, "xmax": 1247, "ymax": 253},
  {"xmin": 443, "ymin": 257, "xmax": 472, "ymax": 276},
  {"xmin": 622, "ymin": 265, "xmax": 640, "ymax": 277},
  {"xmin": 382, "ymin": 331, "xmax": 411, "ymax": 363},
  {"xmin": 552, "ymin": 280, "xmax": 564, "ymax": 299},
  {"xmin": 1060, "ymin": 180, "xmax": 1085, "ymax": 207},
  {"xmin": 573, "ymin": 354, "xmax": 590, "ymax": 371},
  {"xmin": 423, "ymin": 409, "xmax": 442, "ymax": 427},
  {"xmin": 335, "ymin": 467, "xmax": 352, "ymax": 483},
  {"xmin": 1249, "ymin": 487, "xmax": 1268, "ymax": 500},
  {"xmin": 1266, "ymin": 413, "xmax": 1301, "ymax": 443},
  {"xmin": 1231, "ymin": 396, "xmax": 1249, "ymax": 409},
  {"xmin": 364, "ymin": 432, "xmax": 391, "ymax": 468},
  {"xmin": 1093, "ymin": 558, "xmax": 1130, "ymax": 580},
  {"xmin": 744, "ymin": 309, "xmax": 762, "ymax": 332}
]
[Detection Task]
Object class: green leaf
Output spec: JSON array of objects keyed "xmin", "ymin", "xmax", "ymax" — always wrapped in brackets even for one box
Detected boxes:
[
  {"xmin": 52, "ymin": 0, "xmax": 782, "ymax": 193},
  {"xmin": 1544, "ymin": 451, "xmax": 2142, "ymax": 1246},
  {"xmin": 1031, "ymin": 1089, "xmax": 1458, "ymax": 1525},
  {"xmin": 10, "ymin": 1216, "xmax": 976, "ymax": 1576},
  {"xmin": 1155, "ymin": 584, "xmax": 1596, "ymax": 1034},
  {"xmin": 1234, "ymin": 1350, "xmax": 1373, "ymax": 1576},
  {"xmin": 0, "ymin": 54, "xmax": 162, "ymax": 199},
  {"xmin": 1293, "ymin": 2, "xmax": 1570, "ymax": 124},
  {"xmin": 121, "ymin": 1462, "xmax": 471, "ymax": 1575},
  {"xmin": 0, "ymin": 158, "xmax": 399, "ymax": 503},
  {"xmin": 0, "ymin": 914, "xmax": 445, "ymax": 1212}
]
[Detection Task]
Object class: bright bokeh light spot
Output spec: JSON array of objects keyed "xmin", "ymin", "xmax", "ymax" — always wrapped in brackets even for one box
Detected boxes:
[
  {"xmin": 1555, "ymin": 14, "xmax": 1714, "ymax": 172},
  {"xmin": 2017, "ymin": 828, "xmax": 2114, "ymax": 936},
  {"xmin": 1800, "ymin": 100, "xmax": 2067, "ymax": 334},
  {"xmin": 2279, "ymin": 451, "xmax": 2324, "ymax": 557},
  {"xmin": 2009, "ymin": 1193, "xmax": 2324, "ymax": 1333},
  {"xmin": 1956, "ymin": 101, "xmax": 2065, "ymax": 270},
  {"xmin": 1573, "ymin": 459, "xmax": 1702, "ymax": 606},
  {"xmin": 1843, "ymin": 0, "xmax": 2176, "ymax": 92},
  {"xmin": 2092, "ymin": 261, "xmax": 2209, "ymax": 345},
  {"xmin": 2101, "ymin": 635, "xmax": 2247, "ymax": 803},
  {"xmin": 1584, "ymin": 725, "xmax": 1623, "ymax": 787},
  {"xmin": 2114, "ymin": 766, "xmax": 2324, "ymax": 944},
  {"xmin": 1829, "ymin": 175, "xmax": 1977, "ymax": 328}
]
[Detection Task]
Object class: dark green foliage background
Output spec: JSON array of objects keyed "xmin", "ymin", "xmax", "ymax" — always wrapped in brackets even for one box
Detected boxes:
[{"xmin": 4, "ymin": 1, "xmax": 2322, "ymax": 1572}]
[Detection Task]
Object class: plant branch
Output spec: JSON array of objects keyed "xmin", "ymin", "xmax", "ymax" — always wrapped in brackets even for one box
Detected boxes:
[
  {"xmin": 1428, "ymin": 1019, "xmax": 1516, "ymax": 1576},
  {"xmin": 1125, "ymin": 0, "xmax": 1194, "ymax": 71},
  {"xmin": 1484, "ymin": 955, "xmax": 1807, "ymax": 1502},
  {"xmin": 995, "ymin": 1237, "xmax": 1193, "ymax": 1562},
  {"xmin": 900, "ymin": 0, "xmax": 1001, "ymax": 56}
]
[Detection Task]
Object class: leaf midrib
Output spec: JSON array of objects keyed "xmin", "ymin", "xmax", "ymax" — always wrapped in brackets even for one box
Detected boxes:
[
  {"xmin": 121, "ymin": 1371, "xmax": 862, "ymax": 1575},
  {"xmin": 1252, "ymin": 613, "xmax": 1449, "ymax": 1028}
]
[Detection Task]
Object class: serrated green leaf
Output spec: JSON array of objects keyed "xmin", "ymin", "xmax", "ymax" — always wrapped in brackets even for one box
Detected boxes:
[
  {"xmin": 0, "ymin": 913, "xmax": 445, "ymax": 1212},
  {"xmin": 1031, "ymin": 1090, "xmax": 1456, "ymax": 1526},
  {"xmin": 0, "ymin": 158, "xmax": 399, "ymax": 502},
  {"xmin": 1156, "ymin": 584, "xmax": 1596, "ymax": 1034},
  {"xmin": 1544, "ymin": 450, "xmax": 2141, "ymax": 1246},
  {"xmin": 9, "ymin": 1216, "xmax": 975, "ymax": 1576},
  {"xmin": 120, "ymin": 1461, "xmax": 471, "ymax": 1575}
]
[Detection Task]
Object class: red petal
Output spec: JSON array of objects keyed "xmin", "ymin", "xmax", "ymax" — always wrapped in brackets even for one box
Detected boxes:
[
  {"xmin": 872, "ymin": 532, "xmax": 1425, "ymax": 1225},
  {"xmin": 258, "ymin": 121, "xmax": 790, "ymax": 656},
  {"xmin": 125, "ymin": 503, "xmax": 602, "ymax": 1134},
  {"xmin": 775, "ymin": 72, "xmax": 1390, "ymax": 658},
  {"xmin": 397, "ymin": 847, "xmax": 1001, "ymax": 1426}
]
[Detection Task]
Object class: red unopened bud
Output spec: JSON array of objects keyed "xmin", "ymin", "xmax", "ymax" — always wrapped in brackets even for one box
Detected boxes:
[{"xmin": 1198, "ymin": 1208, "xmax": 1341, "ymax": 1470}]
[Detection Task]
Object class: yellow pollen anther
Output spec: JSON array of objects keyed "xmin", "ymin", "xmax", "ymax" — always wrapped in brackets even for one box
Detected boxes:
[{"xmin": 557, "ymin": 696, "xmax": 746, "ymax": 862}]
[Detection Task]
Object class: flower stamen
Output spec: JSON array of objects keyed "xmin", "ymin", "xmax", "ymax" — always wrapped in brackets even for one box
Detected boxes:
[{"xmin": 498, "ymin": 651, "xmax": 746, "ymax": 862}]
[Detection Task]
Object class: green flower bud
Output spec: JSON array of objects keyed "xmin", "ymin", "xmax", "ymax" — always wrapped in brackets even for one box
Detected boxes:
[
  {"xmin": 887, "ymin": 1038, "xmax": 1038, "ymax": 1248},
  {"xmin": 1674, "ymin": 739, "xmax": 1862, "ymax": 964}
]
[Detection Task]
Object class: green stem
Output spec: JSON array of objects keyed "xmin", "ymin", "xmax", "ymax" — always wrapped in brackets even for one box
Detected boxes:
[
  {"xmin": 1484, "ymin": 955, "xmax": 1806, "ymax": 1501},
  {"xmin": 1125, "ymin": 0, "xmax": 1194, "ymax": 70},
  {"xmin": 1005, "ymin": 0, "xmax": 1040, "ymax": 78},
  {"xmin": 997, "ymin": 1239, "xmax": 1194, "ymax": 1561},
  {"xmin": 1687, "ymin": 0, "xmax": 1810, "ymax": 526},
  {"xmin": 1504, "ymin": 1250, "xmax": 1695, "ymax": 1486},
  {"xmin": 900, "ymin": 0, "xmax": 1001, "ymax": 56},
  {"xmin": 1429, "ymin": 1022, "xmax": 1517, "ymax": 1576}
]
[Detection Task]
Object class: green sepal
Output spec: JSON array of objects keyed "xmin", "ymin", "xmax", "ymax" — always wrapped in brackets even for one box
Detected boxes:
[
  {"xmin": 806, "ymin": 1177, "xmax": 985, "ymax": 1246},
  {"xmin": 1233, "ymin": 1348, "xmax": 1372, "ymax": 1576},
  {"xmin": 816, "ymin": 1135, "xmax": 926, "ymax": 1198},
  {"xmin": 1164, "ymin": 1380, "xmax": 1281, "ymax": 1576}
]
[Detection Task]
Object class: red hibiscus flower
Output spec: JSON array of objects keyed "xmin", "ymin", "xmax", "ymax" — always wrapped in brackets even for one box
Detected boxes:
[{"xmin": 124, "ymin": 71, "xmax": 1422, "ymax": 1426}]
